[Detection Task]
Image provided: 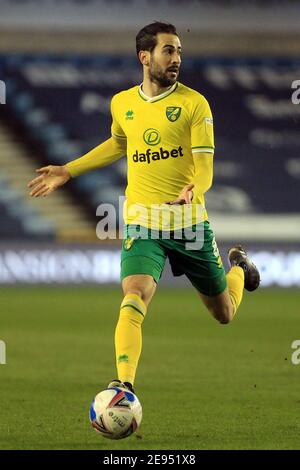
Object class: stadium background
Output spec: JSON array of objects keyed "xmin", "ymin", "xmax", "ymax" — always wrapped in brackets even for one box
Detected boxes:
[{"xmin": 0, "ymin": 0, "xmax": 299, "ymax": 450}]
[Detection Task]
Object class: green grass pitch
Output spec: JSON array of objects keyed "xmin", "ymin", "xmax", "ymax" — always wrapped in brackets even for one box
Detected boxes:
[{"xmin": 0, "ymin": 286, "xmax": 299, "ymax": 450}]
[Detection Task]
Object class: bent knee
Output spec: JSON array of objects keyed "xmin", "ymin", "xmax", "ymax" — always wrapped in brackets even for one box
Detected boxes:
[
  {"xmin": 122, "ymin": 282, "xmax": 156, "ymax": 306},
  {"xmin": 125, "ymin": 288, "xmax": 144, "ymax": 300}
]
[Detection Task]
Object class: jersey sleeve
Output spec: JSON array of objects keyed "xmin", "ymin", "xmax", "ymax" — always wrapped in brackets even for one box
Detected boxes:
[
  {"xmin": 111, "ymin": 94, "xmax": 127, "ymax": 143},
  {"xmin": 191, "ymin": 96, "xmax": 214, "ymax": 155}
]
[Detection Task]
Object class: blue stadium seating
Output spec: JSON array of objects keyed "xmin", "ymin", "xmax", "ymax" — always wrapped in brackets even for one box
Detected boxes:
[{"xmin": 0, "ymin": 176, "xmax": 54, "ymax": 239}]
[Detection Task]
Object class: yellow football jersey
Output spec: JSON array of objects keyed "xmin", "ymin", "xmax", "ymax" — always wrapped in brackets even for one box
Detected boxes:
[{"xmin": 111, "ymin": 81, "xmax": 214, "ymax": 230}]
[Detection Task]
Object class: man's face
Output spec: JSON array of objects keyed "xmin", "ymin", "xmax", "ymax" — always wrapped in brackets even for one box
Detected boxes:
[{"xmin": 148, "ymin": 33, "xmax": 181, "ymax": 87}]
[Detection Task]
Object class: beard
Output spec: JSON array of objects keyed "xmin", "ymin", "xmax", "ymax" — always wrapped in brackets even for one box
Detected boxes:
[{"xmin": 148, "ymin": 59, "xmax": 179, "ymax": 87}]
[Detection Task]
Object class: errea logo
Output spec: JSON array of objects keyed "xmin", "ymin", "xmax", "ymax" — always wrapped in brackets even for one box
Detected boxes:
[{"xmin": 125, "ymin": 109, "xmax": 134, "ymax": 120}]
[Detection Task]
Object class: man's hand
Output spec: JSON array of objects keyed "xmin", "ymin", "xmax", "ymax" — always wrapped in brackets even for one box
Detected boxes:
[
  {"xmin": 28, "ymin": 165, "xmax": 71, "ymax": 197},
  {"xmin": 165, "ymin": 183, "xmax": 194, "ymax": 205}
]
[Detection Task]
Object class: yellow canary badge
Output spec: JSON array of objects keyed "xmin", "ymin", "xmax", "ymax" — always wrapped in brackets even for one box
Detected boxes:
[{"xmin": 124, "ymin": 237, "xmax": 135, "ymax": 250}]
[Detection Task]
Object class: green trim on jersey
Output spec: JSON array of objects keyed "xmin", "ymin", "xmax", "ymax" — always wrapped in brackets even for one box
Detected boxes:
[
  {"xmin": 192, "ymin": 146, "xmax": 215, "ymax": 149},
  {"xmin": 138, "ymin": 89, "xmax": 148, "ymax": 102},
  {"xmin": 138, "ymin": 82, "xmax": 178, "ymax": 103}
]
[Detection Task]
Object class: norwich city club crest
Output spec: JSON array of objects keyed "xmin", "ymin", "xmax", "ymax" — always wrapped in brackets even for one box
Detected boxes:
[{"xmin": 166, "ymin": 107, "xmax": 181, "ymax": 122}]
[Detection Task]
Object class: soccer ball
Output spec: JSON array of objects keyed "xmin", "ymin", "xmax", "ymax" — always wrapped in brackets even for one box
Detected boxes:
[{"xmin": 89, "ymin": 386, "xmax": 142, "ymax": 439}]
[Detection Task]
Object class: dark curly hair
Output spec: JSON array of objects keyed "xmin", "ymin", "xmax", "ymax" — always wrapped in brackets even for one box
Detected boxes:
[{"xmin": 136, "ymin": 22, "xmax": 178, "ymax": 56}]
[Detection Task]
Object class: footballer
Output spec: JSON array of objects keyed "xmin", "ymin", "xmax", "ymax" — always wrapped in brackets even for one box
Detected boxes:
[{"xmin": 28, "ymin": 22, "xmax": 260, "ymax": 394}]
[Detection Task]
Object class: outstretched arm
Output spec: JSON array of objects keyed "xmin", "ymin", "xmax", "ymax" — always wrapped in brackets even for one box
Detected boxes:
[
  {"xmin": 65, "ymin": 136, "xmax": 126, "ymax": 177},
  {"xmin": 28, "ymin": 136, "xmax": 126, "ymax": 197}
]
